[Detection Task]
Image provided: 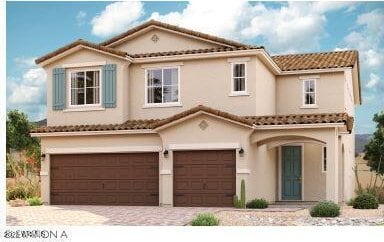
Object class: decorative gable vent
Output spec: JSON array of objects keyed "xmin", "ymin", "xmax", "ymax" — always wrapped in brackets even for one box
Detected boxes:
[
  {"xmin": 151, "ymin": 34, "xmax": 159, "ymax": 43},
  {"xmin": 199, "ymin": 120, "xmax": 209, "ymax": 130}
]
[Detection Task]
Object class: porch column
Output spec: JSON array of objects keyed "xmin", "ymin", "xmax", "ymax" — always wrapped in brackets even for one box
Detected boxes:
[{"xmin": 325, "ymin": 128, "xmax": 339, "ymax": 203}]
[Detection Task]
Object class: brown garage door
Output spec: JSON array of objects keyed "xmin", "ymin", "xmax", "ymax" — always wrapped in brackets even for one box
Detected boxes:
[
  {"xmin": 173, "ymin": 150, "xmax": 236, "ymax": 207},
  {"xmin": 50, "ymin": 153, "xmax": 159, "ymax": 205}
]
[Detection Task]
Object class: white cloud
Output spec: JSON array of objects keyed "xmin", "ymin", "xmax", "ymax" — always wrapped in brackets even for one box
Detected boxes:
[
  {"xmin": 91, "ymin": 1, "xmax": 144, "ymax": 37},
  {"xmin": 14, "ymin": 56, "xmax": 36, "ymax": 68},
  {"xmin": 365, "ymin": 73, "xmax": 379, "ymax": 88},
  {"xmin": 76, "ymin": 11, "xmax": 87, "ymax": 26},
  {"xmin": 150, "ymin": 1, "xmax": 356, "ymax": 53},
  {"xmin": 7, "ymin": 57, "xmax": 47, "ymax": 120},
  {"xmin": 340, "ymin": 9, "xmax": 384, "ymax": 70}
]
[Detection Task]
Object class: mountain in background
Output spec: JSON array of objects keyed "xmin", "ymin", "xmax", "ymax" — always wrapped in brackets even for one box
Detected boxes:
[{"xmin": 355, "ymin": 134, "xmax": 372, "ymax": 154}]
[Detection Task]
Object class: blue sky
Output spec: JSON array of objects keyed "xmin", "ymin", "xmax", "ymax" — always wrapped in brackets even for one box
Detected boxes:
[{"xmin": 6, "ymin": 1, "xmax": 384, "ymax": 134}]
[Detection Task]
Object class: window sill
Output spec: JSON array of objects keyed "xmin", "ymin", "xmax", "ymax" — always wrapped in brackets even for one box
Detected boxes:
[
  {"xmin": 63, "ymin": 107, "xmax": 105, "ymax": 112},
  {"xmin": 142, "ymin": 102, "xmax": 183, "ymax": 108},
  {"xmin": 228, "ymin": 92, "xmax": 250, "ymax": 97},
  {"xmin": 300, "ymin": 105, "xmax": 319, "ymax": 109}
]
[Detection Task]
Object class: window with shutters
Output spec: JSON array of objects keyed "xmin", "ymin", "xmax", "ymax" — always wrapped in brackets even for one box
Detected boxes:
[
  {"xmin": 145, "ymin": 66, "xmax": 180, "ymax": 106},
  {"xmin": 69, "ymin": 69, "xmax": 101, "ymax": 106},
  {"xmin": 230, "ymin": 62, "xmax": 248, "ymax": 95}
]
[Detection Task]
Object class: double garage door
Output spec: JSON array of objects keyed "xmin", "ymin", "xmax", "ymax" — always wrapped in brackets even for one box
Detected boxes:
[{"xmin": 50, "ymin": 150, "xmax": 235, "ymax": 207}]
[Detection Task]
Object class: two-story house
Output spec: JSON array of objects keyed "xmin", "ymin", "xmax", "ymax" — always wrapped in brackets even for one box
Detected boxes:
[{"xmin": 31, "ymin": 20, "xmax": 361, "ymax": 207}]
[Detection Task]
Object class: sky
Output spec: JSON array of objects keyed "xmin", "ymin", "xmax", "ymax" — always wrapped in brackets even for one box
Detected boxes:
[{"xmin": 6, "ymin": 1, "xmax": 384, "ymax": 134}]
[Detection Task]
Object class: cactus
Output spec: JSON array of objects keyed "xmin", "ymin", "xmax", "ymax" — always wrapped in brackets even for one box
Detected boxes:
[
  {"xmin": 233, "ymin": 195, "xmax": 241, "ymax": 208},
  {"xmin": 240, "ymin": 179, "xmax": 246, "ymax": 208},
  {"xmin": 233, "ymin": 179, "xmax": 246, "ymax": 208}
]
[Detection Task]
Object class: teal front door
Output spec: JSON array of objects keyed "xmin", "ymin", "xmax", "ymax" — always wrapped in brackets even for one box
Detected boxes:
[{"xmin": 282, "ymin": 146, "xmax": 302, "ymax": 200}]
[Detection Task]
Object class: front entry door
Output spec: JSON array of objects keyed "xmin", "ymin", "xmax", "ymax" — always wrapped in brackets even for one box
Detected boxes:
[{"xmin": 282, "ymin": 146, "xmax": 302, "ymax": 200}]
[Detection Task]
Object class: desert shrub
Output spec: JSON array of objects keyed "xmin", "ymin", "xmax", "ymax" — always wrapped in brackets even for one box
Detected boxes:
[
  {"xmin": 246, "ymin": 198, "xmax": 269, "ymax": 209},
  {"xmin": 191, "ymin": 213, "xmax": 219, "ymax": 226},
  {"xmin": 233, "ymin": 195, "xmax": 242, "ymax": 208},
  {"xmin": 353, "ymin": 193, "xmax": 379, "ymax": 209},
  {"xmin": 27, "ymin": 197, "xmax": 43, "ymax": 206},
  {"xmin": 6, "ymin": 179, "xmax": 40, "ymax": 201},
  {"xmin": 310, "ymin": 200, "xmax": 340, "ymax": 217},
  {"xmin": 233, "ymin": 179, "xmax": 246, "ymax": 208}
]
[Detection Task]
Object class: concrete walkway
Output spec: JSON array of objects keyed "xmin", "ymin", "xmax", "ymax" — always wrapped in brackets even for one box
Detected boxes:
[{"xmin": 6, "ymin": 205, "xmax": 222, "ymax": 226}]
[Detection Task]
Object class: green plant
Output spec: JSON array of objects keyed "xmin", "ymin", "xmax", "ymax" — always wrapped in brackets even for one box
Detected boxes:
[
  {"xmin": 246, "ymin": 198, "xmax": 269, "ymax": 209},
  {"xmin": 240, "ymin": 179, "xmax": 246, "ymax": 208},
  {"xmin": 353, "ymin": 193, "xmax": 379, "ymax": 209},
  {"xmin": 310, "ymin": 200, "xmax": 340, "ymax": 217},
  {"xmin": 27, "ymin": 197, "xmax": 43, "ymax": 206},
  {"xmin": 191, "ymin": 213, "xmax": 219, "ymax": 226},
  {"xmin": 6, "ymin": 179, "xmax": 40, "ymax": 201},
  {"xmin": 233, "ymin": 195, "xmax": 242, "ymax": 208}
]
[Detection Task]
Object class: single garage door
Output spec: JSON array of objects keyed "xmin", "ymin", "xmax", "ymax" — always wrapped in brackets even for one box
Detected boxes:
[
  {"xmin": 173, "ymin": 150, "xmax": 236, "ymax": 207},
  {"xmin": 50, "ymin": 153, "xmax": 159, "ymax": 205}
]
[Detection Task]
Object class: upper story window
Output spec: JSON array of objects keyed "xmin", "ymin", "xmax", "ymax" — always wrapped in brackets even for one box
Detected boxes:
[
  {"xmin": 303, "ymin": 79, "xmax": 316, "ymax": 106},
  {"xmin": 70, "ymin": 70, "xmax": 101, "ymax": 106},
  {"xmin": 231, "ymin": 62, "xmax": 247, "ymax": 94},
  {"xmin": 146, "ymin": 67, "xmax": 179, "ymax": 105}
]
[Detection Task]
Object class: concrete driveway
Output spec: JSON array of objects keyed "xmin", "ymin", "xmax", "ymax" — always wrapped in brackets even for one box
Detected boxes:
[{"xmin": 6, "ymin": 205, "xmax": 222, "ymax": 226}]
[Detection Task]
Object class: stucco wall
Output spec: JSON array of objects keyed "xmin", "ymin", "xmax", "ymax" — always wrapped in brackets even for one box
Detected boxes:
[
  {"xmin": 44, "ymin": 48, "xmax": 130, "ymax": 126},
  {"xmin": 276, "ymin": 72, "xmax": 345, "ymax": 115},
  {"xmin": 303, "ymin": 143, "xmax": 326, "ymax": 201},
  {"xmin": 129, "ymin": 55, "xmax": 276, "ymax": 119},
  {"xmin": 113, "ymin": 28, "xmax": 220, "ymax": 54}
]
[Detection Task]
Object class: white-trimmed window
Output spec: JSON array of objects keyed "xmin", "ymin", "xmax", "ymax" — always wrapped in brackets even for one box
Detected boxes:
[
  {"xmin": 231, "ymin": 62, "xmax": 247, "ymax": 94},
  {"xmin": 70, "ymin": 70, "xmax": 101, "ymax": 106},
  {"xmin": 322, "ymin": 147, "xmax": 327, "ymax": 172},
  {"xmin": 146, "ymin": 67, "xmax": 179, "ymax": 104},
  {"xmin": 303, "ymin": 79, "xmax": 316, "ymax": 106}
]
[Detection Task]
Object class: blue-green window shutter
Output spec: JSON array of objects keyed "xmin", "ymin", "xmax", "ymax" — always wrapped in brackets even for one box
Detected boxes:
[
  {"xmin": 52, "ymin": 68, "xmax": 66, "ymax": 110},
  {"xmin": 102, "ymin": 64, "xmax": 117, "ymax": 108}
]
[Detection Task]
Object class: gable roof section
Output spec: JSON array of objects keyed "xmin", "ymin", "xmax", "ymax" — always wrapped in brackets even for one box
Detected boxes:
[
  {"xmin": 271, "ymin": 50, "xmax": 358, "ymax": 71},
  {"xmin": 35, "ymin": 39, "xmax": 129, "ymax": 65},
  {"xmin": 151, "ymin": 105, "xmax": 254, "ymax": 130},
  {"xmin": 31, "ymin": 105, "xmax": 353, "ymax": 134},
  {"xmin": 131, "ymin": 46, "xmax": 261, "ymax": 58},
  {"xmin": 99, "ymin": 20, "xmax": 251, "ymax": 48}
]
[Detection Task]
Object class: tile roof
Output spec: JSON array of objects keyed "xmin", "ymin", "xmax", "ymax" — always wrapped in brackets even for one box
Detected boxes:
[
  {"xmin": 271, "ymin": 50, "xmax": 358, "ymax": 71},
  {"xmin": 32, "ymin": 119, "xmax": 158, "ymax": 133},
  {"xmin": 130, "ymin": 46, "xmax": 261, "ymax": 58},
  {"xmin": 32, "ymin": 106, "xmax": 353, "ymax": 134},
  {"xmin": 99, "ymin": 19, "xmax": 251, "ymax": 48},
  {"xmin": 244, "ymin": 113, "xmax": 353, "ymax": 132},
  {"xmin": 35, "ymin": 39, "xmax": 128, "ymax": 65}
]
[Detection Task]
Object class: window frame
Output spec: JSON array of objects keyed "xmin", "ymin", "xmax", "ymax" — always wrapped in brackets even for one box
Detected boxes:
[
  {"xmin": 302, "ymin": 79, "xmax": 317, "ymax": 107},
  {"xmin": 230, "ymin": 62, "xmax": 248, "ymax": 96},
  {"xmin": 67, "ymin": 68, "xmax": 102, "ymax": 109},
  {"xmin": 322, "ymin": 146, "xmax": 327, "ymax": 173},
  {"xmin": 144, "ymin": 66, "xmax": 181, "ymax": 107}
]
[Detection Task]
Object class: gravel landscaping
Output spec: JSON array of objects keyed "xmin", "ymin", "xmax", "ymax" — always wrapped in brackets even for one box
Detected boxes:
[{"xmin": 216, "ymin": 205, "xmax": 384, "ymax": 226}]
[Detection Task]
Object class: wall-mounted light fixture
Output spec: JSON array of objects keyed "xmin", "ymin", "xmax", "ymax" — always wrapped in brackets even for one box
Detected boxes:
[
  {"xmin": 163, "ymin": 150, "xmax": 169, "ymax": 157},
  {"xmin": 41, "ymin": 153, "xmax": 46, "ymax": 159},
  {"xmin": 239, "ymin": 148, "xmax": 244, "ymax": 157}
]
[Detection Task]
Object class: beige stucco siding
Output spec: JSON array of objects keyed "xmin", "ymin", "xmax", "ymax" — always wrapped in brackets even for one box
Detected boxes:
[
  {"xmin": 255, "ymin": 58, "xmax": 276, "ymax": 115},
  {"xmin": 303, "ymin": 143, "xmax": 326, "ymax": 201},
  {"xmin": 113, "ymin": 28, "xmax": 221, "ymax": 54},
  {"xmin": 276, "ymin": 72, "xmax": 345, "ymax": 115},
  {"xmin": 129, "ymin": 55, "xmax": 276, "ymax": 120},
  {"xmin": 44, "ymin": 48, "xmax": 130, "ymax": 126}
]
